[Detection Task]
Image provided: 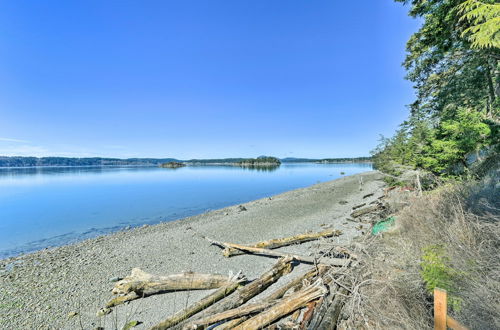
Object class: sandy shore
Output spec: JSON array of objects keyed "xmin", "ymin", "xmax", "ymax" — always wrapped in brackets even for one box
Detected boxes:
[{"xmin": 0, "ymin": 171, "xmax": 385, "ymax": 329}]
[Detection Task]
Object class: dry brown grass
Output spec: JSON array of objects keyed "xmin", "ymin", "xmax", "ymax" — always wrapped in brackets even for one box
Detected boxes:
[{"xmin": 340, "ymin": 172, "xmax": 499, "ymax": 330}]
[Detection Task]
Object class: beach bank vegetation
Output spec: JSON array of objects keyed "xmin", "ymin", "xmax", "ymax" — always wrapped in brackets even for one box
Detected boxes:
[{"xmin": 359, "ymin": 1, "xmax": 500, "ymax": 328}]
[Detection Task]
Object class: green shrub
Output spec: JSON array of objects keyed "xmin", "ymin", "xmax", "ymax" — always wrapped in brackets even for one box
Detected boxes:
[
  {"xmin": 383, "ymin": 176, "xmax": 406, "ymax": 187},
  {"xmin": 420, "ymin": 244, "xmax": 463, "ymax": 311}
]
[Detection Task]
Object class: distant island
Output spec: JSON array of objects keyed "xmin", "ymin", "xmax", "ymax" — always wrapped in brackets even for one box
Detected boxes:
[
  {"xmin": 160, "ymin": 161, "xmax": 186, "ymax": 168},
  {"xmin": 0, "ymin": 156, "xmax": 370, "ymax": 167}
]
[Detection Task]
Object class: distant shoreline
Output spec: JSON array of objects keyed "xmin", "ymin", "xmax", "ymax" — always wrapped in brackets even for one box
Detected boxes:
[{"xmin": 0, "ymin": 156, "xmax": 372, "ymax": 168}]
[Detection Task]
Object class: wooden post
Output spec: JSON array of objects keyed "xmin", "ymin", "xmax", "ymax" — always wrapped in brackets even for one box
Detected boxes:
[{"xmin": 434, "ymin": 287, "xmax": 447, "ymax": 330}]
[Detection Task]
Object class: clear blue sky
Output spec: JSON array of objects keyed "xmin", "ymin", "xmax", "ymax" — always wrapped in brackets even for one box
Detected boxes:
[{"xmin": 0, "ymin": 1, "xmax": 420, "ymax": 159}]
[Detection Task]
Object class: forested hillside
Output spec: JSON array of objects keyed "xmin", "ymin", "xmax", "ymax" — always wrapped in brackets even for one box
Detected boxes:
[{"xmin": 372, "ymin": 0, "xmax": 499, "ymax": 176}]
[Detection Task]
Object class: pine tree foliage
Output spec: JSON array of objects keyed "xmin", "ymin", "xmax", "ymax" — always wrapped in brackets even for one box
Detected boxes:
[
  {"xmin": 459, "ymin": 0, "xmax": 500, "ymax": 49},
  {"xmin": 373, "ymin": 1, "xmax": 499, "ymax": 176}
]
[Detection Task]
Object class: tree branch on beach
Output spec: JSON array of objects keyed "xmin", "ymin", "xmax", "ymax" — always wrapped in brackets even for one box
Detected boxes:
[
  {"xmin": 222, "ymin": 229, "xmax": 342, "ymax": 257},
  {"xmin": 203, "ymin": 236, "xmax": 351, "ymax": 267}
]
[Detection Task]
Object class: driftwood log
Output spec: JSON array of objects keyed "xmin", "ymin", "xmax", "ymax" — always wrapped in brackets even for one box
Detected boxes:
[
  {"xmin": 350, "ymin": 204, "xmax": 383, "ymax": 218},
  {"xmin": 265, "ymin": 265, "xmax": 327, "ymax": 302},
  {"xmin": 212, "ymin": 317, "xmax": 247, "ymax": 329},
  {"xmin": 186, "ymin": 300, "xmax": 277, "ymax": 329},
  {"xmin": 233, "ymin": 280, "xmax": 328, "ymax": 329},
  {"xmin": 151, "ymin": 281, "xmax": 243, "ymax": 330},
  {"xmin": 178, "ymin": 257, "xmax": 294, "ymax": 328},
  {"xmin": 207, "ymin": 238, "xmax": 350, "ymax": 267},
  {"xmin": 316, "ymin": 287, "xmax": 348, "ymax": 330},
  {"xmin": 107, "ymin": 268, "xmax": 239, "ymax": 307},
  {"xmin": 222, "ymin": 230, "xmax": 342, "ymax": 257}
]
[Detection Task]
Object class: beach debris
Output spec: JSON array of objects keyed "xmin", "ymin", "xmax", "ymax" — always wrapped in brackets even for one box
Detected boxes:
[
  {"xmin": 101, "ymin": 230, "xmax": 362, "ymax": 329},
  {"xmin": 371, "ymin": 216, "xmax": 396, "ymax": 235},
  {"xmin": 206, "ymin": 237, "xmax": 350, "ymax": 267},
  {"xmin": 339, "ymin": 200, "xmax": 348, "ymax": 205},
  {"xmin": 106, "ymin": 268, "xmax": 241, "ymax": 307},
  {"xmin": 175, "ymin": 257, "xmax": 295, "ymax": 329},
  {"xmin": 103, "ymin": 254, "xmax": 356, "ymax": 329},
  {"xmin": 109, "ymin": 276, "xmax": 122, "ymax": 282},
  {"xmin": 122, "ymin": 320, "xmax": 140, "ymax": 330},
  {"xmin": 237, "ymin": 205, "xmax": 247, "ymax": 212},
  {"xmin": 186, "ymin": 299, "xmax": 278, "ymax": 329},
  {"xmin": 363, "ymin": 192, "xmax": 374, "ymax": 199},
  {"xmin": 151, "ymin": 281, "xmax": 243, "ymax": 330},
  {"xmin": 352, "ymin": 203, "xmax": 366, "ymax": 210},
  {"xmin": 96, "ymin": 308, "xmax": 112, "ymax": 317},
  {"xmin": 67, "ymin": 311, "xmax": 78, "ymax": 318},
  {"xmin": 233, "ymin": 280, "xmax": 328, "ymax": 330},
  {"xmin": 221, "ymin": 229, "xmax": 342, "ymax": 257},
  {"xmin": 350, "ymin": 204, "xmax": 383, "ymax": 218}
]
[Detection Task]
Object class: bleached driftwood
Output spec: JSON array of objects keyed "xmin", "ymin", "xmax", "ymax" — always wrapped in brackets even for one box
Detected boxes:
[
  {"xmin": 181, "ymin": 257, "xmax": 294, "ymax": 327},
  {"xmin": 233, "ymin": 280, "xmax": 328, "ymax": 329},
  {"xmin": 207, "ymin": 238, "xmax": 350, "ymax": 267},
  {"xmin": 265, "ymin": 265, "xmax": 328, "ymax": 302},
  {"xmin": 222, "ymin": 230, "xmax": 342, "ymax": 257},
  {"xmin": 212, "ymin": 317, "xmax": 247, "ymax": 329},
  {"xmin": 151, "ymin": 280, "xmax": 243, "ymax": 330},
  {"xmin": 188, "ymin": 265, "xmax": 328, "ymax": 329},
  {"xmin": 186, "ymin": 300, "xmax": 277, "ymax": 329},
  {"xmin": 107, "ymin": 268, "xmax": 238, "ymax": 307}
]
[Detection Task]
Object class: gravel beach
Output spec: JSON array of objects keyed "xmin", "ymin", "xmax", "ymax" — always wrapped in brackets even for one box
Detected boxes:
[{"xmin": 0, "ymin": 171, "xmax": 385, "ymax": 329}]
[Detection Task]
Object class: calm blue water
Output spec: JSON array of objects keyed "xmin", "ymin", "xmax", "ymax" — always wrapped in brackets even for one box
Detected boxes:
[{"xmin": 0, "ymin": 163, "xmax": 372, "ymax": 258}]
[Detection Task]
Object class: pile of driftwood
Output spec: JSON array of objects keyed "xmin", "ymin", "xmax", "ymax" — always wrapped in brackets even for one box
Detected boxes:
[{"xmin": 100, "ymin": 229, "xmax": 358, "ymax": 329}]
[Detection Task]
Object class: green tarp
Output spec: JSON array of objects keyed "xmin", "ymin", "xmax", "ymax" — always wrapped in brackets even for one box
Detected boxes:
[{"xmin": 372, "ymin": 216, "xmax": 396, "ymax": 235}]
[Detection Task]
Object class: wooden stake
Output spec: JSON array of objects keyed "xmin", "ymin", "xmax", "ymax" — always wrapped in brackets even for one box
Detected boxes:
[{"xmin": 434, "ymin": 287, "xmax": 447, "ymax": 330}]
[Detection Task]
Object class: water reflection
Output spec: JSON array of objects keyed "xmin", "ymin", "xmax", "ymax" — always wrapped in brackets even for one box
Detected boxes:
[{"xmin": 0, "ymin": 163, "xmax": 372, "ymax": 258}]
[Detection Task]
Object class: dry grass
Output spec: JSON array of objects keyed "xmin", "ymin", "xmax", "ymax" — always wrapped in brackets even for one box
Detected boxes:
[{"xmin": 340, "ymin": 172, "xmax": 499, "ymax": 330}]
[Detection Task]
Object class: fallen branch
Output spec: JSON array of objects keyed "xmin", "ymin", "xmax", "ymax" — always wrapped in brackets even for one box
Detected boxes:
[
  {"xmin": 222, "ymin": 230, "xmax": 342, "ymax": 257},
  {"xmin": 151, "ymin": 281, "xmax": 243, "ymax": 330},
  {"xmin": 207, "ymin": 238, "xmax": 350, "ymax": 267},
  {"xmin": 233, "ymin": 280, "xmax": 328, "ymax": 329}
]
